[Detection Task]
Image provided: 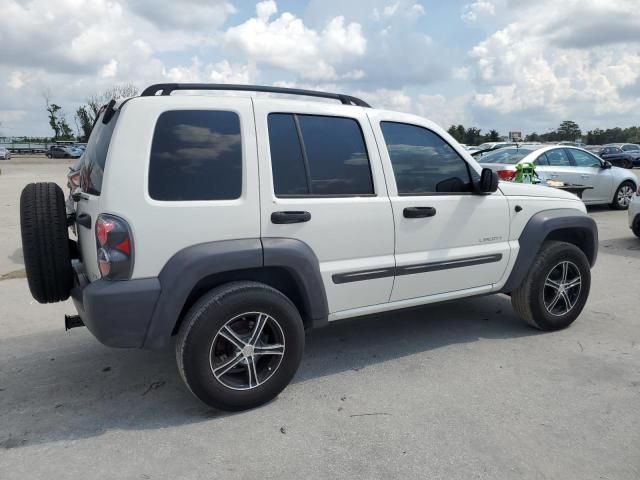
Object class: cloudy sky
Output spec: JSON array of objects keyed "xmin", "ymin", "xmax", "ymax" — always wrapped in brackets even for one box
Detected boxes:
[{"xmin": 1, "ymin": 0, "xmax": 639, "ymax": 137}]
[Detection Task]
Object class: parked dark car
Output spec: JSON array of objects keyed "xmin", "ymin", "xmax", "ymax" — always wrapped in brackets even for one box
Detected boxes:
[
  {"xmin": 604, "ymin": 143, "xmax": 640, "ymax": 167},
  {"xmin": 586, "ymin": 145, "xmax": 634, "ymax": 169},
  {"xmin": 46, "ymin": 146, "xmax": 80, "ymax": 159}
]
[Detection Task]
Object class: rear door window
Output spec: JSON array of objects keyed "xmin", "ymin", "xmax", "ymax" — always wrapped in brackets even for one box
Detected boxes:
[
  {"xmin": 535, "ymin": 153, "xmax": 549, "ymax": 166},
  {"xmin": 80, "ymin": 111, "xmax": 119, "ymax": 195},
  {"xmin": 545, "ymin": 149, "xmax": 572, "ymax": 166},
  {"xmin": 267, "ymin": 113, "xmax": 374, "ymax": 196},
  {"xmin": 148, "ymin": 110, "xmax": 242, "ymax": 201}
]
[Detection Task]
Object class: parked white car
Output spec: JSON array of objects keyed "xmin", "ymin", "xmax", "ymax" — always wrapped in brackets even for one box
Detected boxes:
[
  {"xmin": 480, "ymin": 145, "xmax": 638, "ymax": 209},
  {"xmin": 629, "ymin": 188, "xmax": 640, "ymax": 237},
  {"xmin": 0, "ymin": 147, "xmax": 11, "ymax": 160}
]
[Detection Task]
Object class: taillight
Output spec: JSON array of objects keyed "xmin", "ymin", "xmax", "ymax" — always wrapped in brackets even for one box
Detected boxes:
[
  {"xmin": 496, "ymin": 169, "xmax": 517, "ymax": 181},
  {"xmin": 95, "ymin": 214, "xmax": 133, "ymax": 280},
  {"xmin": 68, "ymin": 171, "xmax": 81, "ymax": 189}
]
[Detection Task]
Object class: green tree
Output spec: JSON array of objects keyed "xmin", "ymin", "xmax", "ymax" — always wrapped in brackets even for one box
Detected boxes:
[
  {"xmin": 557, "ymin": 120, "xmax": 582, "ymax": 141},
  {"xmin": 465, "ymin": 127, "xmax": 483, "ymax": 145},
  {"xmin": 487, "ymin": 129, "xmax": 500, "ymax": 141},
  {"xmin": 525, "ymin": 132, "xmax": 540, "ymax": 142},
  {"xmin": 44, "ymin": 91, "xmax": 74, "ymax": 141}
]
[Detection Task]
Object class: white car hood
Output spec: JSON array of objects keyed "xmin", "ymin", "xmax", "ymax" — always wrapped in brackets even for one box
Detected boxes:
[{"xmin": 498, "ymin": 181, "xmax": 581, "ymax": 201}]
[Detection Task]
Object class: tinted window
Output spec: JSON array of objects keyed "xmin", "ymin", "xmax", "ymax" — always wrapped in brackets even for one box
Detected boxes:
[
  {"xmin": 268, "ymin": 114, "xmax": 308, "ymax": 196},
  {"xmin": 80, "ymin": 111, "xmax": 119, "ymax": 195},
  {"xmin": 535, "ymin": 153, "xmax": 549, "ymax": 166},
  {"xmin": 268, "ymin": 114, "xmax": 374, "ymax": 196},
  {"xmin": 545, "ymin": 149, "xmax": 572, "ymax": 166},
  {"xmin": 148, "ymin": 110, "xmax": 242, "ymax": 201},
  {"xmin": 381, "ymin": 122, "xmax": 472, "ymax": 194},
  {"xmin": 481, "ymin": 147, "xmax": 538, "ymax": 164},
  {"xmin": 570, "ymin": 149, "xmax": 601, "ymax": 167},
  {"xmin": 622, "ymin": 144, "xmax": 639, "ymax": 151}
]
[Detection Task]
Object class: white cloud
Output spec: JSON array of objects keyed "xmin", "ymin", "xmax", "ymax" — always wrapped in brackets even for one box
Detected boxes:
[
  {"xmin": 467, "ymin": 0, "xmax": 640, "ymax": 129},
  {"xmin": 374, "ymin": 1, "xmax": 425, "ymax": 21},
  {"xmin": 416, "ymin": 94, "xmax": 471, "ymax": 128},
  {"xmin": 355, "ymin": 88, "xmax": 412, "ymax": 112},
  {"xmin": 8, "ymin": 71, "xmax": 24, "ymax": 89},
  {"xmin": 461, "ymin": 1, "xmax": 495, "ymax": 23},
  {"xmin": 100, "ymin": 60, "xmax": 119, "ymax": 78},
  {"xmin": 256, "ymin": 0, "xmax": 278, "ymax": 20},
  {"xmin": 164, "ymin": 58, "xmax": 255, "ymax": 84},
  {"xmin": 223, "ymin": 3, "xmax": 367, "ymax": 81}
]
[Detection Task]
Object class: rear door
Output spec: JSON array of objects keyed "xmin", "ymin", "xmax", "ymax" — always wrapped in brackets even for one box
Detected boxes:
[
  {"xmin": 536, "ymin": 148, "xmax": 576, "ymax": 184},
  {"xmin": 254, "ymin": 99, "xmax": 395, "ymax": 314},
  {"xmin": 79, "ymin": 97, "xmax": 261, "ymax": 280}
]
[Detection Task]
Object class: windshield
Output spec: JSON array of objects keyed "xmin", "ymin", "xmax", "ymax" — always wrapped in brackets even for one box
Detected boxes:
[
  {"xmin": 80, "ymin": 110, "xmax": 119, "ymax": 195},
  {"xmin": 480, "ymin": 147, "xmax": 539, "ymax": 164},
  {"xmin": 477, "ymin": 143, "xmax": 496, "ymax": 150}
]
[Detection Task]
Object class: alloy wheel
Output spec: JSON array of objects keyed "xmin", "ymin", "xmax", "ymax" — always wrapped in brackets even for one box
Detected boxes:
[
  {"xmin": 209, "ymin": 312, "xmax": 285, "ymax": 391},
  {"xmin": 618, "ymin": 185, "xmax": 634, "ymax": 207},
  {"xmin": 543, "ymin": 261, "xmax": 582, "ymax": 316}
]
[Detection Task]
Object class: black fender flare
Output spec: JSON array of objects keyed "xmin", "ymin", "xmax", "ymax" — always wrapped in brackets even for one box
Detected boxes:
[
  {"xmin": 143, "ymin": 238, "xmax": 328, "ymax": 348},
  {"xmin": 500, "ymin": 208, "xmax": 598, "ymax": 293}
]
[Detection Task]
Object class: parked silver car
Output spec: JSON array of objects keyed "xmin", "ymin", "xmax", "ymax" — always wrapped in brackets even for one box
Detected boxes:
[
  {"xmin": 480, "ymin": 145, "xmax": 638, "ymax": 209},
  {"xmin": 0, "ymin": 147, "xmax": 11, "ymax": 160}
]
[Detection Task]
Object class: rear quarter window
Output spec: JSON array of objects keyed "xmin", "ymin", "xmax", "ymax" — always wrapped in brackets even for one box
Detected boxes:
[
  {"xmin": 148, "ymin": 110, "xmax": 242, "ymax": 201},
  {"xmin": 80, "ymin": 112, "xmax": 119, "ymax": 195}
]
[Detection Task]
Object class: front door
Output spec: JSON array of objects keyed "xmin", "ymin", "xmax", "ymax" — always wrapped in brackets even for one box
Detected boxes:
[
  {"xmin": 254, "ymin": 99, "xmax": 395, "ymax": 314},
  {"xmin": 368, "ymin": 113, "xmax": 511, "ymax": 301},
  {"xmin": 566, "ymin": 148, "xmax": 613, "ymax": 203}
]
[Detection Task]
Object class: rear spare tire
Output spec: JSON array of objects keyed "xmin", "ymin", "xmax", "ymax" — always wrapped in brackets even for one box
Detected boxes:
[{"xmin": 20, "ymin": 182, "xmax": 73, "ymax": 303}]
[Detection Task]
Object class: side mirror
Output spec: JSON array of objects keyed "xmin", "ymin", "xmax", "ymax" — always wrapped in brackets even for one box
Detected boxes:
[
  {"xmin": 478, "ymin": 168, "xmax": 499, "ymax": 193},
  {"xmin": 602, "ymin": 160, "xmax": 612, "ymax": 169}
]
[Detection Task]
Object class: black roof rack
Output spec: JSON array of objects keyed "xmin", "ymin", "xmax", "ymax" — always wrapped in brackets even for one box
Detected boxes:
[{"xmin": 140, "ymin": 83, "xmax": 372, "ymax": 108}]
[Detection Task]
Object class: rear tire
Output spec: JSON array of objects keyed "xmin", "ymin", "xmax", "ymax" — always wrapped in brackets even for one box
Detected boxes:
[
  {"xmin": 610, "ymin": 181, "xmax": 635, "ymax": 210},
  {"xmin": 176, "ymin": 281, "xmax": 305, "ymax": 411},
  {"xmin": 511, "ymin": 241, "xmax": 590, "ymax": 331},
  {"xmin": 20, "ymin": 183, "xmax": 73, "ymax": 303}
]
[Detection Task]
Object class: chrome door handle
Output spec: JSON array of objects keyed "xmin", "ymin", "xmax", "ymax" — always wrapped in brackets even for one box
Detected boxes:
[{"xmin": 580, "ymin": 174, "xmax": 590, "ymax": 178}]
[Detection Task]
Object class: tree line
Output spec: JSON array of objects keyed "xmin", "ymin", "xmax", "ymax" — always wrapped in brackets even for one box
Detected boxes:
[
  {"xmin": 448, "ymin": 120, "xmax": 640, "ymax": 145},
  {"xmin": 25, "ymin": 90, "xmax": 640, "ymax": 146},
  {"xmin": 43, "ymin": 83, "xmax": 138, "ymax": 142}
]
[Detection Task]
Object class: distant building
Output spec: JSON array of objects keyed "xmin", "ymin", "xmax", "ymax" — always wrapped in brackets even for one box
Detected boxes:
[{"xmin": 509, "ymin": 131, "xmax": 522, "ymax": 141}]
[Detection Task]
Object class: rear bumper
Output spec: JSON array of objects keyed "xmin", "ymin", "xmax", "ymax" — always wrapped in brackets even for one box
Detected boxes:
[{"xmin": 71, "ymin": 278, "xmax": 161, "ymax": 348}]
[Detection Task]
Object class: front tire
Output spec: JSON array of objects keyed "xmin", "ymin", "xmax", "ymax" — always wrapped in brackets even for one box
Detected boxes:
[
  {"xmin": 611, "ymin": 181, "xmax": 635, "ymax": 210},
  {"xmin": 176, "ymin": 281, "xmax": 305, "ymax": 411},
  {"xmin": 511, "ymin": 241, "xmax": 590, "ymax": 331}
]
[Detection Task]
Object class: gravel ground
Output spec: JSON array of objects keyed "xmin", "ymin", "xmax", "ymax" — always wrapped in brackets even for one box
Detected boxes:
[{"xmin": 0, "ymin": 158, "xmax": 639, "ymax": 479}]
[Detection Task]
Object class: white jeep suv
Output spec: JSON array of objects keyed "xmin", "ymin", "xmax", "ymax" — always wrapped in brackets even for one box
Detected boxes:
[{"xmin": 20, "ymin": 84, "xmax": 598, "ymax": 411}]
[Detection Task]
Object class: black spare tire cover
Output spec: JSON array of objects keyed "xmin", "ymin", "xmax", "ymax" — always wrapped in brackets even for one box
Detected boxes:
[{"xmin": 20, "ymin": 182, "xmax": 73, "ymax": 303}]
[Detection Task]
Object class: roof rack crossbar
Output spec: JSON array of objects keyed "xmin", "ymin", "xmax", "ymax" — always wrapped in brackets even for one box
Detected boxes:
[{"xmin": 139, "ymin": 83, "xmax": 372, "ymax": 108}]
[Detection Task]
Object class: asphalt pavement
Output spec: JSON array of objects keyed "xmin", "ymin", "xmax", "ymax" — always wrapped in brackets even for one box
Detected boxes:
[{"xmin": 0, "ymin": 158, "xmax": 638, "ymax": 479}]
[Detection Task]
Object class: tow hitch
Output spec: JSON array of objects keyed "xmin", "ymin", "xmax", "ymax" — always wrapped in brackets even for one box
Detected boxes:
[{"xmin": 65, "ymin": 314, "xmax": 84, "ymax": 330}]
